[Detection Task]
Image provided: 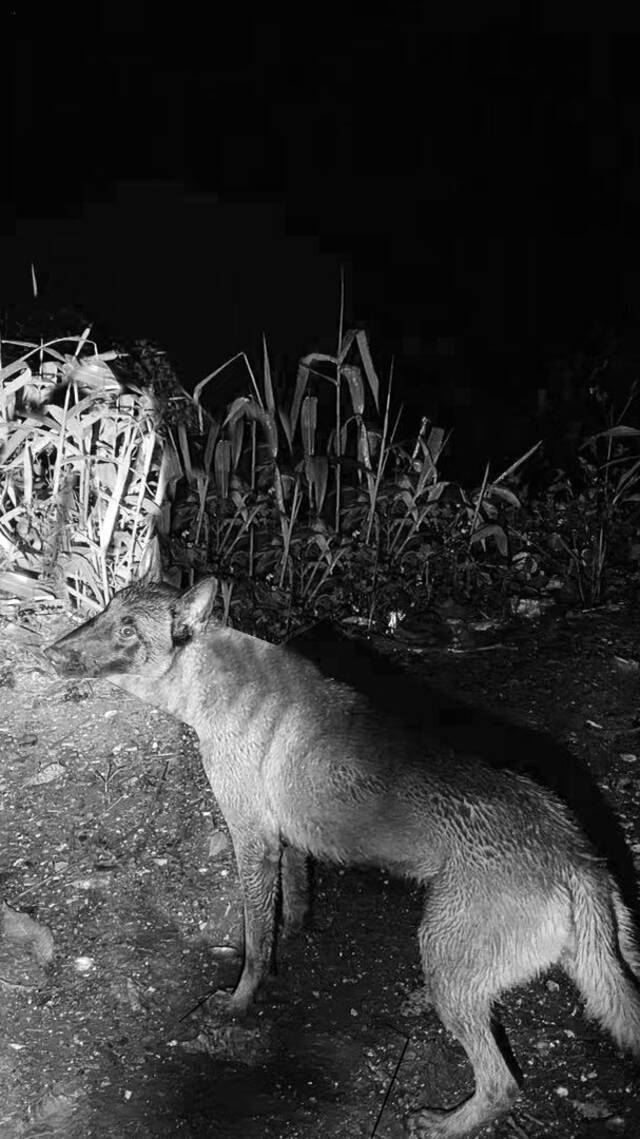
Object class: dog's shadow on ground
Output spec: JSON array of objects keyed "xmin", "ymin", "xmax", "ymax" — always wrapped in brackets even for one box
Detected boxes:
[{"xmin": 287, "ymin": 621, "xmax": 639, "ymax": 912}]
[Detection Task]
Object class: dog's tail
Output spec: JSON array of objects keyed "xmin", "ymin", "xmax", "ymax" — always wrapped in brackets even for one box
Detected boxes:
[{"xmin": 567, "ymin": 866, "xmax": 640, "ymax": 1057}]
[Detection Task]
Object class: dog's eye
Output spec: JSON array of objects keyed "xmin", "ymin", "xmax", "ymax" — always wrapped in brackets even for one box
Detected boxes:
[{"xmin": 120, "ymin": 623, "xmax": 136, "ymax": 639}]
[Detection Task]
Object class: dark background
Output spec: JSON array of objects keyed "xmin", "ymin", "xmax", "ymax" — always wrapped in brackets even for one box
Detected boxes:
[{"xmin": 5, "ymin": 2, "xmax": 640, "ymax": 474}]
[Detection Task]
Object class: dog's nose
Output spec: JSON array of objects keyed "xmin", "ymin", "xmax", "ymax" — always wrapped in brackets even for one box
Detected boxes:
[{"xmin": 44, "ymin": 644, "xmax": 79, "ymax": 671}]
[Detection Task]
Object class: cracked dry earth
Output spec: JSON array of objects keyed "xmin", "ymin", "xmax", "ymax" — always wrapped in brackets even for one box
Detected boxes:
[{"xmin": 0, "ymin": 600, "xmax": 639, "ymax": 1139}]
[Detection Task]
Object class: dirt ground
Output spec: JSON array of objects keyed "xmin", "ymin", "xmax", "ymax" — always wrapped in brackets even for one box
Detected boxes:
[{"xmin": 0, "ymin": 599, "xmax": 639, "ymax": 1139}]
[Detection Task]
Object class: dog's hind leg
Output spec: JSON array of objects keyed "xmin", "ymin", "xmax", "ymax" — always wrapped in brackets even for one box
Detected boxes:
[
  {"xmin": 409, "ymin": 887, "xmax": 521, "ymax": 1139},
  {"xmin": 408, "ymin": 991, "xmax": 519, "ymax": 1138}
]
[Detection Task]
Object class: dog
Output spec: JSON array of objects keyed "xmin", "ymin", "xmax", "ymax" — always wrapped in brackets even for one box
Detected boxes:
[{"xmin": 45, "ymin": 572, "xmax": 640, "ymax": 1137}]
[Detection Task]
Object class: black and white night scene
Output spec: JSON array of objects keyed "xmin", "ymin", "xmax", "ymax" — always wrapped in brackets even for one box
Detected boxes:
[{"xmin": 2, "ymin": 4, "xmax": 640, "ymax": 1137}]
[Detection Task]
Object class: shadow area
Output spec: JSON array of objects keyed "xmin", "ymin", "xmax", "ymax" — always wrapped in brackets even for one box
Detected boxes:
[{"xmin": 286, "ymin": 621, "xmax": 639, "ymax": 912}]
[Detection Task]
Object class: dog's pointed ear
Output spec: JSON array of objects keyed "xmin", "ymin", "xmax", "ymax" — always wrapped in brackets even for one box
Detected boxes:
[
  {"xmin": 172, "ymin": 578, "xmax": 219, "ymax": 643},
  {"xmin": 137, "ymin": 536, "xmax": 164, "ymax": 585}
]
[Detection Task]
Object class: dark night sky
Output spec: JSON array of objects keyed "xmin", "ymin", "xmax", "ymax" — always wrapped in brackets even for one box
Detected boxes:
[{"xmin": 6, "ymin": 2, "xmax": 640, "ymax": 458}]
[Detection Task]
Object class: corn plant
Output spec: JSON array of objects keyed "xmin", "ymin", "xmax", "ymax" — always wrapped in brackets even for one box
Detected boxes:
[{"xmin": 1, "ymin": 317, "xmax": 537, "ymax": 625}]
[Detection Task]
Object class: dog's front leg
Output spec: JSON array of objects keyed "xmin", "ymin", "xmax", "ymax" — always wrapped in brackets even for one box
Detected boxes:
[{"xmin": 226, "ymin": 826, "xmax": 281, "ymax": 1013}]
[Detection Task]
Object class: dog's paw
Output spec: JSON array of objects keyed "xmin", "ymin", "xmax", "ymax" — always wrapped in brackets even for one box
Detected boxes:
[
  {"xmin": 205, "ymin": 988, "xmax": 253, "ymax": 1019},
  {"xmin": 406, "ymin": 1108, "xmax": 452, "ymax": 1138}
]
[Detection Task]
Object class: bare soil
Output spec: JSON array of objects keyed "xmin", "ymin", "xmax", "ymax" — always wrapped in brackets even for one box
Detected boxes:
[{"xmin": 0, "ymin": 601, "xmax": 639, "ymax": 1139}]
